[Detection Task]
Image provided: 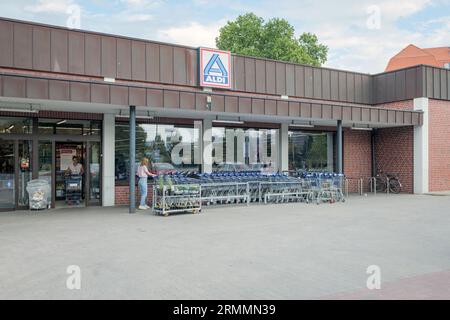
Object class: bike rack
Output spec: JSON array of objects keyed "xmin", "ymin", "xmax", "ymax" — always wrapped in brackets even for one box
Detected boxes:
[{"xmin": 344, "ymin": 178, "xmax": 363, "ymax": 197}]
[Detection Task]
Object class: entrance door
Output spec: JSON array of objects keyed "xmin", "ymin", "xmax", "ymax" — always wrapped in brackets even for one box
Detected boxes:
[
  {"xmin": 16, "ymin": 140, "xmax": 33, "ymax": 209},
  {"xmin": 0, "ymin": 140, "xmax": 15, "ymax": 210},
  {"xmin": 55, "ymin": 142, "xmax": 86, "ymax": 208}
]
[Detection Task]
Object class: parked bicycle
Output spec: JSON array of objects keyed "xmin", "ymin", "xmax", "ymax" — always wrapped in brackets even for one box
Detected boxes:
[{"xmin": 371, "ymin": 171, "xmax": 402, "ymax": 194}]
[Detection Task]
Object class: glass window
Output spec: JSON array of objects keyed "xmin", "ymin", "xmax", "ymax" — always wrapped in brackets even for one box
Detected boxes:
[
  {"xmin": 38, "ymin": 119, "xmax": 101, "ymax": 135},
  {"xmin": 212, "ymin": 127, "xmax": 278, "ymax": 172},
  {"xmin": 0, "ymin": 117, "xmax": 33, "ymax": 134},
  {"xmin": 115, "ymin": 122, "xmax": 200, "ymax": 182},
  {"xmin": 288, "ymin": 130, "xmax": 335, "ymax": 172}
]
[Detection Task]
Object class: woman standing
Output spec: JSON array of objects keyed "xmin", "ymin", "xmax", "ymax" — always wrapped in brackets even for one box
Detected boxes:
[{"xmin": 137, "ymin": 157, "xmax": 156, "ymax": 210}]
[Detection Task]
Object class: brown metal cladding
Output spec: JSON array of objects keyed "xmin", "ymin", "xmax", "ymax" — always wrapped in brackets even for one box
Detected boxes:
[
  {"xmin": 131, "ymin": 41, "xmax": 146, "ymax": 81},
  {"xmin": 234, "ymin": 56, "xmax": 245, "ymax": 91},
  {"xmin": 49, "ymin": 80, "xmax": 70, "ymax": 100},
  {"xmin": 351, "ymin": 107, "xmax": 361, "ymax": 122},
  {"xmin": 322, "ymin": 104, "xmax": 332, "ymax": 119},
  {"xmin": 211, "ymin": 95, "xmax": 224, "ymax": 112},
  {"xmin": 275, "ymin": 62, "xmax": 286, "ymax": 95},
  {"xmin": 313, "ymin": 68, "xmax": 322, "ymax": 99},
  {"xmin": 346, "ymin": 73, "xmax": 355, "ymax": 102},
  {"xmin": 361, "ymin": 108, "xmax": 370, "ymax": 122},
  {"xmin": 129, "ymin": 87, "xmax": 146, "ymax": 106},
  {"xmin": 265, "ymin": 61, "xmax": 276, "ymax": 94},
  {"xmin": 163, "ymin": 90, "xmax": 179, "ymax": 108},
  {"xmin": 91, "ymin": 83, "xmax": 110, "ymax": 104},
  {"xmin": 342, "ymin": 106, "xmax": 351, "ymax": 121},
  {"xmin": 338, "ymin": 72, "xmax": 347, "ymax": 101},
  {"xmin": 330, "ymin": 71, "xmax": 339, "ymax": 101},
  {"xmin": 300, "ymin": 103, "xmax": 311, "ymax": 118},
  {"xmin": 251, "ymin": 98, "xmax": 264, "ymax": 115},
  {"xmin": 244, "ymin": 58, "xmax": 256, "ymax": 92},
  {"xmin": 195, "ymin": 93, "xmax": 207, "ymax": 111},
  {"xmin": 0, "ymin": 20, "xmax": 13, "ymax": 67},
  {"xmin": 186, "ymin": 49, "xmax": 198, "ymax": 86},
  {"xmin": 32, "ymin": 26, "xmax": 51, "ymax": 71},
  {"xmin": 322, "ymin": 69, "xmax": 331, "ymax": 100},
  {"xmin": 101, "ymin": 36, "xmax": 117, "ymax": 78},
  {"xmin": 224, "ymin": 96, "xmax": 238, "ymax": 113},
  {"xmin": 14, "ymin": 23, "xmax": 33, "ymax": 69},
  {"xmin": 146, "ymin": 43, "xmax": 160, "ymax": 82},
  {"xmin": 332, "ymin": 105, "xmax": 341, "ymax": 120},
  {"xmin": 295, "ymin": 65, "xmax": 305, "ymax": 97},
  {"xmin": 26, "ymin": 78, "xmax": 48, "ymax": 99},
  {"xmin": 3, "ymin": 76, "xmax": 26, "ymax": 97},
  {"xmin": 277, "ymin": 100, "xmax": 289, "ymax": 116},
  {"xmin": 70, "ymin": 82, "xmax": 90, "ymax": 102},
  {"xmin": 311, "ymin": 103, "xmax": 321, "ymax": 118},
  {"xmin": 288, "ymin": 102, "xmax": 300, "ymax": 117},
  {"xmin": 84, "ymin": 34, "xmax": 101, "ymax": 76},
  {"xmin": 68, "ymin": 31, "xmax": 85, "ymax": 74},
  {"xmin": 173, "ymin": 47, "xmax": 187, "ymax": 85},
  {"xmin": 440, "ymin": 69, "xmax": 448, "ymax": 100},
  {"xmin": 116, "ymin": 38, "xmax": 132, "ymax": 79},
  {"xmin": 50, "ymin": 29, "xmax": 68, "ymax": 73},
  {"xmin": 180, "ymin": 92, "xmax": 195, "ymax": 110},
  {"xmin": 304, "ymin": 66, "xmax": 313, "ymax": 98},
  {"xmin": 147, "ymin": 88, "xmax": 163, "ymax": 108},
  {"xmin": 159, "ymin": 45, "xmax": 173, "ymax": 84},
  {"xmin": 110, "ymin": 86, "xmax": 128, "ymax": 105},
  {"xmin": 1, "ymin": 19, "xmax": 449, "ymax": 105},
  {"xmin": 238, "ymin": 97, "xmax": 251, "ymax": 113},
  {"xmin": 265, "ymin": 100, "xmax": 277, "ymax": 115}
]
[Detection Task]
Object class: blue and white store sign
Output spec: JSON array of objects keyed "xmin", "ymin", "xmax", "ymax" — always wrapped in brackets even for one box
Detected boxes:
[{"xmin": 199, "ymin": 47, "xmax": 232, "ymax": 89}]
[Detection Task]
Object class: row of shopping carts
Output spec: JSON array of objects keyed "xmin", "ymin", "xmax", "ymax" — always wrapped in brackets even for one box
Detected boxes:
[{"xmin": 152, "ymin": 171, "xmax": 345, "ymax": 213}]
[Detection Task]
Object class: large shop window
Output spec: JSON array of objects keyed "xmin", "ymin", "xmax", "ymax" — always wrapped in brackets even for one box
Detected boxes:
[
  {"xmin": 0, "ymin": 117, "xmax": 33, "ymax": 134},
  {"xmin": 115, "ymin": 122, "xmax": 200, "ymax": 183},
  {"xmin": 38, "ymin": 119, "xmax": 101, "ymax": 135},
  {"xmin": 212, "ymin": 127, "xmax": 278, "ymax": 172},
  {"xmin": 288, "ymin": 131, "xmax": 335, "ymax": 172}
]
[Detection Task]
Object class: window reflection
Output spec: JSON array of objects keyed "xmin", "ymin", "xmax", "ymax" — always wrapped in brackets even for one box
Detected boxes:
[
  {"xmin": 115, "ymin": 122, "xmax": 200, "ymax": 182},
  {"xmin": 212, "ymin": 127, "xmax": 278, "ymax": 172},
  {"xmin": 288, "ymin": 131, "xmax": 335, "ymax": 172}
]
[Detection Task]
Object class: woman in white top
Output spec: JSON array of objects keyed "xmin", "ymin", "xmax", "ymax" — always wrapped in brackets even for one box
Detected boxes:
[
  {"xmin": 67, "ymin": 156, "xmax": 84, "ymax": 175},
  {"xmin": 137, "ymin": 157, "xmax": 156, "ymax": 210}
]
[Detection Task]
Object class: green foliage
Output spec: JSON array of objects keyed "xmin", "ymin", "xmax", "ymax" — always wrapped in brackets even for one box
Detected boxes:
[{"xmin": 216, "ymin": 13, "xmax": 328, "ymax": 66}]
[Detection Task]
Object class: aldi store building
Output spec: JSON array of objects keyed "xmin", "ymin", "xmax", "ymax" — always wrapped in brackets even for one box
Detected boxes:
[{"xmin": 0, "ymin": 17, "xmax": 449, "ymax": 211}]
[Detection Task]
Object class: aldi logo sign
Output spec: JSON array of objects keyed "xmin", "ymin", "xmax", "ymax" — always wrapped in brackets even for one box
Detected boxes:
[{"xmin": 199, "ymin": 48, "xmax": 232, "ymax": 89}]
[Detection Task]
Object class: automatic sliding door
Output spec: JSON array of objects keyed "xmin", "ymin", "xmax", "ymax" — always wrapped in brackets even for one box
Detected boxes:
[{"xmin": 17, "ymin": 140, "xmax": 32, "ymax": 208}]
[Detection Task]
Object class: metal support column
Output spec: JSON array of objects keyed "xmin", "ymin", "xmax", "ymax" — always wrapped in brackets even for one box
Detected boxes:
[
  {"xmin": 337, "ymin": 120, "xmax": 343, "ymax": 174},
  {"xmin": 129, "ymin": 105, "xmax": 136, "ymax": 213}
]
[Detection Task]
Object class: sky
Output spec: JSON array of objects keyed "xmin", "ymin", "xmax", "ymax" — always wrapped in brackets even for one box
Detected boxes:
[{"xmin": 0, "ymin": 0, "xmax": 449, "ymax": 73}]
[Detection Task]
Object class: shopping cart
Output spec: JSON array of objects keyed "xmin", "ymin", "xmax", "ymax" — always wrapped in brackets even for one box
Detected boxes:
[{"xmin": 65, "ymin": 174, "xmax": 82, "ymax": 205}]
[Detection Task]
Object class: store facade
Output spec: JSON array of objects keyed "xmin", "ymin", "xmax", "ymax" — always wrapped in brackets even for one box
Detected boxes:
[{"xmin": 0, "ymin": 17, "xmax": 449, "ymax": 210}]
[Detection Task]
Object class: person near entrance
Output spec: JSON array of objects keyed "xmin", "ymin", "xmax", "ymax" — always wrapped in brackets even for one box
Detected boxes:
[
  {"xmin": 67, "ymin": 156, "xmax": 84, "ymax": 175},
  {"xmin": 137, "ymin": 157, "xmax": 156, "ymax": 210}
]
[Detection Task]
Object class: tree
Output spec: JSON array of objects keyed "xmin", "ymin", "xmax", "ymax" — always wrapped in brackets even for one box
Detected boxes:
[{"xmin": 216, "ymin": 13, "xmax": 328, "ymax": 67}]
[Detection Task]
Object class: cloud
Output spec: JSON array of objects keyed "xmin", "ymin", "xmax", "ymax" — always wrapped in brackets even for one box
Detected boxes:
[
  {"xmin": 158, "ymin": 21, "xmax": 226, "ymax": 48},
  {"xmin": 24, "ymin": 0, "xmax": 75, "ymax": 13}
]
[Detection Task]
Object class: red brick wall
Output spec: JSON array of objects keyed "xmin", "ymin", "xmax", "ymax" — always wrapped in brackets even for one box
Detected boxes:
[
  {"xmin": 373, "ymin": 100, "xmax": 414, "ymax": 193},
  {"xmin": 374, "ymin": 127, "xmax": 414, "ymax": 193},
  {"xmin": 343, "ymin": 129, "xmax": 372, "ymax": 192},
  {"xmin": 115, "ymin": 185, "xmax": 153, "ymax": 206},
  {"xmin": 429, "ymin": 99, "xmax": 450, "ymax": 192}
]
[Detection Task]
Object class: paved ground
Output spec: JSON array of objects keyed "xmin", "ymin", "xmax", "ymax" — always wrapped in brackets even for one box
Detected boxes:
[{"xmin": 1, "ymin": 194, "xmax": 449, "ymax": 300}]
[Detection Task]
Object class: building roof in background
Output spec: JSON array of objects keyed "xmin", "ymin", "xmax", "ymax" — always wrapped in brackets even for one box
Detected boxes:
[{"xmin": 385, "ymin": 44, "xmax": 450, "ymax": 71}]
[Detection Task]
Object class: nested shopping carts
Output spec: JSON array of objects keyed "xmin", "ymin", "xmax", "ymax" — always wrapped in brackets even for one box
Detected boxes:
[
  {"xmin": 152, "ymin": 176, "xmax": 201, "ymax": 216},
  {"xmin": 299, "ymin": 172, "xmax": 346, "ymax": 204},
  {"xmin": 152, "ymin": 171, "xmax": 346, "ymax": 214}
]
